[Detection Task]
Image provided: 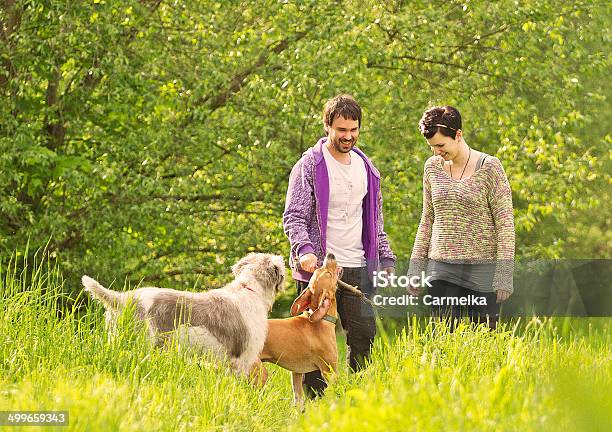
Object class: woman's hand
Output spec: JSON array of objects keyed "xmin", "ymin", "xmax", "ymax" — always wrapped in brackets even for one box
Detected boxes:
[
  {"xmin": 407, "ymin": 282, "xmax": 421, "ymax": 296},
  {"xmin": 496, "ymin": 290, "xmax": 511, "ymax": 303}
]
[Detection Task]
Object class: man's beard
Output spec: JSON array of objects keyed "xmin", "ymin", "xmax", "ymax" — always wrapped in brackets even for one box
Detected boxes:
[{"xmin": 331, "ymin": 137, "xmax": 356, "ymax": 153}]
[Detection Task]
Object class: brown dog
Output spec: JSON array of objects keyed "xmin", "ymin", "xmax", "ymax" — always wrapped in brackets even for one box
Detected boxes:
[{"xmin": 256, "ymin": 253, "xmax": 364, "ymax": 406}]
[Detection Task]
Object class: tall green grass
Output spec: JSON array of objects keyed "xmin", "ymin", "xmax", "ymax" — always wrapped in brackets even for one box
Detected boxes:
[{"xmin": 1, "ymin": 255, "xmax": 610, "ymax": 431}]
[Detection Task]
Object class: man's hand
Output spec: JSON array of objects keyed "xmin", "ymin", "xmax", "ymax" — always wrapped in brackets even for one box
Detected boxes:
[
  {"xmin": 496, "ymin": 290, "xmax": 511, "ymax": 303},
  {"xmin": 299, "ymin": 253, "xmax": 318, "ymax": 273}
]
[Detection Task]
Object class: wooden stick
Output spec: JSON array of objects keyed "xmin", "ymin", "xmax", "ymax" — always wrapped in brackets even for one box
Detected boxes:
[
  {"xmin": 337, "ymin": 279, "xmax": 361, "ymax": 294},
  {"xmin": 337, "ymin": 279, "xmax": 375, "ymax": 306}
]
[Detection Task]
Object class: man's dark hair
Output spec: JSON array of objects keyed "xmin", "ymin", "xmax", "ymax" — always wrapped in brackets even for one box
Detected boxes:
[
  {"xmin": 419, "ymin": 106, "xmax": 462, "ymax": 139},
  {"xmin": 323, "ymin": 94, "xmax": 362, "ymax": 131}
]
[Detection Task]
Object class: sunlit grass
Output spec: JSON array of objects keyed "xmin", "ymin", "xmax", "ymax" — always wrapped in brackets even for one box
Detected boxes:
[{"xmin": 1, "ymin": 256, "xmax": 610, "ymax": 431}]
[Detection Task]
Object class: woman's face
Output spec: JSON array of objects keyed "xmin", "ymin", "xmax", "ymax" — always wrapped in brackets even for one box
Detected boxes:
[{"xmin": 426, "ymin": 131, "xmax": 462, "ymax": 161}]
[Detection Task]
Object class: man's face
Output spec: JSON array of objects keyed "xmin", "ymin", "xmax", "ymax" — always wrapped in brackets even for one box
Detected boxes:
[{"xmin": 325, "ymin": 116, "xmax": 360, "ymax": 154}]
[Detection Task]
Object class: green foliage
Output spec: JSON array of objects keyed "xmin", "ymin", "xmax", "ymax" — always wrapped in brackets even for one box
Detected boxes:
[
  {"xmin": 0, "ymin": 0, "xmax": 609, "ymax": 289},
  {"xmin": 294, "ymin": 317, "xmax": 612, "ymax": 432},
  {"xmin": 1, "ymin": 260, "xmax": 610, "ymax": 431}
]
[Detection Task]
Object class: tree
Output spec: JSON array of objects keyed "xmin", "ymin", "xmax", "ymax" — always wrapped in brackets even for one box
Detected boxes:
[{"xmin": 0, "ymin": 0, "xmax": 608, "ymax": 291}]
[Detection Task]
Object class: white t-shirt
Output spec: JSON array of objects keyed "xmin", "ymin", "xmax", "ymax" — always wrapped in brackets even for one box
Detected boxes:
[{"xmin": 323, "ymin": 145, "xmax": 368, "ymax": 267}]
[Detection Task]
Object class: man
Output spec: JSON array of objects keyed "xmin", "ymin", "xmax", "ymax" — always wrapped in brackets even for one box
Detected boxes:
[{"xmin": 283, "ymin": 94, "xmax": 396, "ymax": 397}]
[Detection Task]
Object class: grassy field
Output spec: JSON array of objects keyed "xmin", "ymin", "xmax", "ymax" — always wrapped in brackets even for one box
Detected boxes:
[{"xmin": 1, "ymin": 260, "xmax": 610, "ymax": 431}]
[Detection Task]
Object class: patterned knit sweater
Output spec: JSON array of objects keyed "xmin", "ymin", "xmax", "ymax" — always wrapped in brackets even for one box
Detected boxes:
[{"xmin": 409, "ymin": 155, "xmax": 515, "ymax": 292}]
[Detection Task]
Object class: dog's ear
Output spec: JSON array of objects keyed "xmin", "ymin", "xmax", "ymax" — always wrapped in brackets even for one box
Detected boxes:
[
  {"xmin": 309, "ymin": 297, "xmax": 330, "ymax": 322},
  {"xmin": 267, "ymin": 261, "xmax": 282, "ymax": 283},
  {"xmin": 258, "ymin": 256, "xmax": 285, "ymax": 295},
  {"xmin": 290, "ymin": 288, "xmax": 312, "ymax": 316},
  {"xmin": 268, "ymin": 263, "xmax": 286, "ymax": 295}
]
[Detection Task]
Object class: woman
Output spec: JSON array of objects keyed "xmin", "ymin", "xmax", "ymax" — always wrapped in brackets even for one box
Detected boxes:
[{"xmin": 408, "ymin": 106, "xmax": 515, "ymax": 329}]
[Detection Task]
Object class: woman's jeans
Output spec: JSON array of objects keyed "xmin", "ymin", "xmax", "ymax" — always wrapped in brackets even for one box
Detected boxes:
[{"xmin": 428, "ymin": 279, "xmax": 499, "ymax": 330}]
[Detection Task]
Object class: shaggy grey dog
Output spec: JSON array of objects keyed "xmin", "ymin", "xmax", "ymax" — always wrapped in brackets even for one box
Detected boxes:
[{"xmin": 82, "ymin": 253, "xmax": 285, "ymax": 377}]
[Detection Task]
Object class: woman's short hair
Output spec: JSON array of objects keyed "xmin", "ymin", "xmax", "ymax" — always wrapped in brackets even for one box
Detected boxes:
[{"xmin": 419, "ymin": 106, "xmax": 462, "ymax": 139}]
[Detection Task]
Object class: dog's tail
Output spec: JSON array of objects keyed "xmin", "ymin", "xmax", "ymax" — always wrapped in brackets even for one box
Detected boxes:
[{"xmin": 82, "ymin": 275, "xmax": 126, "ymax": 311}]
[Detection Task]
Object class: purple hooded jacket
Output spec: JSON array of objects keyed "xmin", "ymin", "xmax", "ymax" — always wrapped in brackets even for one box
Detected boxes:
[{"xmin": 283, "ymin": 138, "xmax": 396, "ymax": 282}]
